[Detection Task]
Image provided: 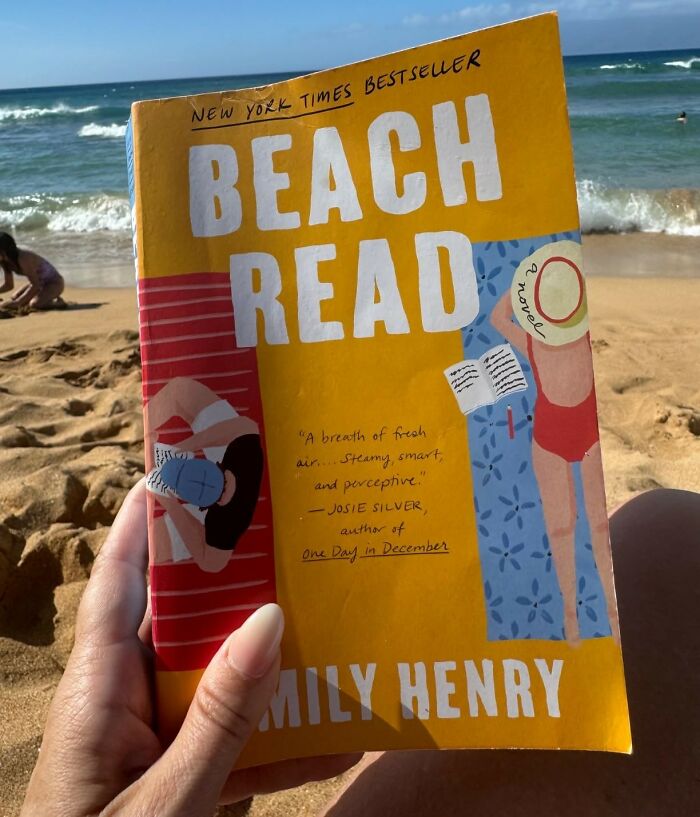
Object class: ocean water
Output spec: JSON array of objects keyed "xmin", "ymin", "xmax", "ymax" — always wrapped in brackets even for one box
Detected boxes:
[
  {"xmin": 0, "ymin": 50, "xmax": 698, "ymax": 282},
  {"xmin": 566, "ymin": 50, "xmax": 700, "ymax": 235}
]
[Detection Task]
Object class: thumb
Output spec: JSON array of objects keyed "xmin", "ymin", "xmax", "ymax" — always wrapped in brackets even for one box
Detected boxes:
[{"xmin": 137, "ymin": 603, "xmax": 284, "ymax": 816}]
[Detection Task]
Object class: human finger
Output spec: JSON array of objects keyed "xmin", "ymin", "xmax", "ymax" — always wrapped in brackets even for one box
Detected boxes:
[
  {"xmin": 219, "ymin": 753, "xmax": 364, "ymax": 803},
  {"xmin": 75, "ymin": 478, "xmax": 148, "ymax": 649},
  {"xmin": 138, "ymin": 591, "xmax": 153, "ymax": 650},
  {"xmin": 130, "ymin": 603, "xmax": 284, "ymax": 816}
]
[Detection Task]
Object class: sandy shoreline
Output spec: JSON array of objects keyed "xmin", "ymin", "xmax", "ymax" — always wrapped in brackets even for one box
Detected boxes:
[
  {"xmin": 583, "ymin": 232, "xmax": 700, "ymax": 277},
  {"xmin": 1, "ymin": 232, "xmax": 699, "ymax": 815},
  {"xmin": 19, "ymin": 232, "xmax": 700, "ymax": 289}
]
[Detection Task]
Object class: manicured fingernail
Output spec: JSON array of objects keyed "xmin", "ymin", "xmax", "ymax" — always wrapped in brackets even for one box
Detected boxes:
[{"xmin": 227, "ymin": 603, "xmax": 284, "ymax": 678}]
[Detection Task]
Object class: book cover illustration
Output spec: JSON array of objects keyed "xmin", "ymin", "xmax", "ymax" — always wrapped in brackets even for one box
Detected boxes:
[{"xmin": 128, "ymin": 13, "xmax": 631, "ymax": 764}]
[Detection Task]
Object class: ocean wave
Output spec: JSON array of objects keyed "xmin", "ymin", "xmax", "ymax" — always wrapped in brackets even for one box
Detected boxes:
[
  {"xmin": 79, "ymin": 122, "xmax": 128, "ymax": 138},
  {"xmin": 577, "ymin": 180, "xmax": 700, "ymax": 236},
  {"xmin": 663, "ymin": 57, "xmax": 700, "ymax": 69},
  {"xmin": 3, "ymin": 185, "xmax": 699, "ymax": 238},
  {"xmin": 0, "ymin": 193, "xmax": 131, "ymax": 233},
  {"xmin": 0, "ymin": 103, "xmax": 99, "ymax": 122},
  {"xmin": 598, "ymin": 63, "xmax": 644, "ymax": 71}
]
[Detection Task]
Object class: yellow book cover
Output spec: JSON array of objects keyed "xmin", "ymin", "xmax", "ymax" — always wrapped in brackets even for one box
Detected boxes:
[{"xmin": 127, "ymin": 12, "xmax": 631, "ymax": 764}]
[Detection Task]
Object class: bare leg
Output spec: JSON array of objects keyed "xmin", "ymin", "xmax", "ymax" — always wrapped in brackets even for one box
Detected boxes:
[
  {"xmin": 11, "ymin": 283, "xmax": 31, "ymax": 301},
  {"xmin": 531, "ymin": 439, "xmax": 579, "ymax": 644},
  {"xmin": 152, "ymin": 514, "xmax": 174, "ymax": 565},
  {"xmin": 156, "ymin": 494, "xmax": 229, "ymax": 573},
  {"xmin": 145, "ymin": 376, "xmax": 220, "ymax": 433},
  {"xmin": 3, "ymin": 283, "xmax": 31, "ymax": 310},
  {"xmin": 580, "ymin": 441, "xmax": 620, "ymax": 642},
  {"xmin": 29, "ymin": 279, "xmax": 65, "ymax": 309},
  {"xmin": 320, "ymin": 489, "xmax": 700, "ymax": 817}
]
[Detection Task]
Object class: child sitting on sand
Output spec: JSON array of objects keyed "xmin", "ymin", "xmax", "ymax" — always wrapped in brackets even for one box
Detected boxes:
[{"xmin": 0, "ymin": 232, "xmax": 66, "ymax": 311}]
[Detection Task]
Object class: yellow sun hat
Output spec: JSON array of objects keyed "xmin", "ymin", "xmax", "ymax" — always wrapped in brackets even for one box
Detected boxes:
[{"xmin": 510, "ymin": 240, "xmax": 588, "ymax": 346}]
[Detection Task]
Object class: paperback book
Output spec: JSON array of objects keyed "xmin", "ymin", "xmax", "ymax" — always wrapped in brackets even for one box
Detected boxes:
[{"xmin": 127, "ymin": 12, "xmax": 631, "ymax": 764}]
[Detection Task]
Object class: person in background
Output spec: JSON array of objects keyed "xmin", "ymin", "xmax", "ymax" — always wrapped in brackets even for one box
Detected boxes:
[
  {"xmin": 0, "ymin": 231, "xmax": 66, "ymax": 310},
  {"xmin": 676, "ymin": 111, "xmax": 687, "ymax": 123}
]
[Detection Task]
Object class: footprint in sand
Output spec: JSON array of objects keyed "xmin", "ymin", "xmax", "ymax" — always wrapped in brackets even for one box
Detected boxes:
[
  {"xmin": 79, "ymin": 418, "xmax": 128, "ymax": 444},
  {"xmin": 64, "ymin": 399, "xmax": 94, "ymax": 417},
  {"xmin": 612, "ymin": 376, "xmax": 653, "ymax": 395},
  {"xmin": 0, "ymin": 426, "xmax": 44, "ymax": 448},
  {"xmin": 0, "ymin": 349, "xmax": 29, "ymax": 362},
  {"xmin": 29, "ymin": 423, "xmax": 59, "ymax": 437},
  {"xmin": 108, "ymin": 329, "xmax": 139, "ymax": 345},
  {"xmin": 54, "ymin": 366, "xmax": 102, "ymax": 388},
  {"xmin": 52, "ymin": 340, "xmax": 89, "ymax": 357},
  {"xmin": 655, "ymin": 404, "xmax": 700, "ymax": 437},
  {"xmin": 54, "ymin": 350, "xmax": 140, "ymax": 391},
  {"xmin": 626, "ymin": 475, "xmax": 664, "ymax": 492}
]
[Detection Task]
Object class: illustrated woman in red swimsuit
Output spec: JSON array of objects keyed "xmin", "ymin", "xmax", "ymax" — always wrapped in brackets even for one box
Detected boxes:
[{"xmin": 491, "ymin": 280, "xmax": 619, "ymax": 645}]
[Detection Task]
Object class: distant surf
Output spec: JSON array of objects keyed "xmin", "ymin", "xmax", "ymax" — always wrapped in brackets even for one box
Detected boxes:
[
  {"xmin": 79, "ymin": 122, "xmax": 128, "ymax": 138},
  {"xmin": 587, "ymin": 54, "xmax": 699, "ymax": 73},
  {"xmin": 0, "ymin": 51, "xmax": 698, "ymax": 282},
  {"xmin": 0, "ymin": 103, "xmax": 99, "ymax": 121},
  {"xmin": 663, "ymin": 56, "xmax": 700, "ymax": 69},
  {"xmin": 598, "ymin": 63, "xmax": 644, "ymax": 71}
]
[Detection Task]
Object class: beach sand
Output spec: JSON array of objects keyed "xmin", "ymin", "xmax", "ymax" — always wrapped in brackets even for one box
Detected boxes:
[{"xmin": 1, "ymin": 234, "xmax": 699, "ymax": 816}]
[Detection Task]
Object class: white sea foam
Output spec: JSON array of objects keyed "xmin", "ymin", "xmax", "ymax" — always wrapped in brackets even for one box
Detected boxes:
[
  {"xmin": 663, "ymin": 57, "xmax": 700, "ymax": 69},
  {"xmin": 4, "ymin": 185, "xmax": 698, "ymax": 237},
  {"xmin": 598, "ymin": 63, "xmax": 643, "ymax": 70},
  {"xmin": 0, "ymin": 194, "xmax": 131, "ymax": 233},
  {"xmin": 577, "ymin": 180, "xmax": 700, "ymax": 237},
  {"xmin": 79, "ymin": 122, "xmax": 127, "ymax": 138},
  {"xmin": 47, "ymin": 195, "xmax": 131, "ymax": 232},
  {"xmin": 0, "ymin": 103, "xmax": 99, "ymax": 122}
]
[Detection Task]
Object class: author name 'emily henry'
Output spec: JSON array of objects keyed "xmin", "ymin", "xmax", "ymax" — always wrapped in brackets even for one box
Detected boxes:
[{"xmin": 259, "ymin": 657, "xmax": 563, "ymax": 730}]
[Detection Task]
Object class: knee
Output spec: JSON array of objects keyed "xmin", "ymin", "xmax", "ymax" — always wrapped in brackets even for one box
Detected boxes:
[
  {"xmin": 550, "ymin": 521, "xmax": 576, "ymax": 538},
  {"xmin": 610, "ymin": 488, "xmax": 700, "ymax": 605},
  {"xmin": 607, "ymin": 489, "xmax": 700, "ymax": 769},
  {"xmin": 588, "ymin": 517, "xmax": 608, "ymax": 535},
  {"xmin": 169, "ymin": 376, "xmax": 188, "ymax": 391},
  {"xmin": 611, "ymin": 488, "xmax": 700, "ymax": 545},
  {"xmin": 548, "ymin": 508, "xmax": 577, "ymax": 538}
]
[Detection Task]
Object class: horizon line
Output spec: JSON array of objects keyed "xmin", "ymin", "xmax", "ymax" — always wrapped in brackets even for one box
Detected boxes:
[{"xmin": 1, "ymin": 44, "xmax": 698, "ymax": 94}]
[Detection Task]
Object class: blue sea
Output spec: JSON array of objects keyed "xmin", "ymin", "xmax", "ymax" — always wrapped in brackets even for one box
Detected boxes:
[{"xmin": 1, "ymin": 49, "xmax": 698, "ymax": 283}]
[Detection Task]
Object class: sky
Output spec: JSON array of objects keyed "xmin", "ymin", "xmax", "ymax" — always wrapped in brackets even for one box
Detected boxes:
[{"xmin": 1, "ymin": 0, "xmax": 699, "ymax": 89}]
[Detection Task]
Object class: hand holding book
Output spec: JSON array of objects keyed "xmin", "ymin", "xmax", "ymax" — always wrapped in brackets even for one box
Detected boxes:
[{"xmin": 21, "ymin": 481, "xmax": 360, "ymax": 815}]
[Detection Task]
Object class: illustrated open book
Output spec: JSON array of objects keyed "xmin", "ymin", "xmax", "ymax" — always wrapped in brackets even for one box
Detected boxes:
[
  {"xmin": 127, "ymin": 12, "xmax": 631, "ymax": 765},
  {"xmin": 445, "ymin": 343, "xmax": 528, "ymax": 415},
  {"xmin": 146, "ymin": 443, "xmax": 194, "ymax": 498}
]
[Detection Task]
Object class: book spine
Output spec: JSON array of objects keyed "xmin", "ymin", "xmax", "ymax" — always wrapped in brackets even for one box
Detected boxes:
[
  {"xmin": 125, "ymin": 107, "xmax": 144, "ymax": 286},
  {"xmin": 137, "ymin": 275, "xmax": 278, "ymax": 678},
  {"xmin": 127, "ymin": 108, "xmax": 277, "ymax": 692}
]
